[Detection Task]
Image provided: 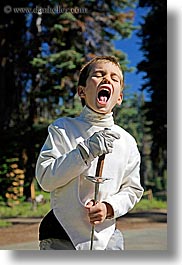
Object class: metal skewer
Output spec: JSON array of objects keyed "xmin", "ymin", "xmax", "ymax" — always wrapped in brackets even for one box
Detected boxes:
[
  {"xmin": 90, "ymin": 153, "xmax": 105, "ymax": 250},
  {"xmin": 86, "ymin": 128, "xmax": 111, "ymax": 250},
  {"xmin": 86, "ymin": 155, "xmax": 112, "ymax": 250}
]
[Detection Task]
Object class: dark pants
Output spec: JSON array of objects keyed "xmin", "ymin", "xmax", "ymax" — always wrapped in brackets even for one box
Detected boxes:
[{"xmin": 39, "ymin": 229, "xmax": 124, "ymax": 250}]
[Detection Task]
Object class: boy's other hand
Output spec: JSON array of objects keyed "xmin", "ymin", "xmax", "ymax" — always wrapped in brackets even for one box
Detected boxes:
[
  {"xmin": 85, "ymin": 201, "xmax": 107, "ymax": 225},
  {"xmin": 85, "ymin": 200, "xmax": 114, "ymax": 225}
]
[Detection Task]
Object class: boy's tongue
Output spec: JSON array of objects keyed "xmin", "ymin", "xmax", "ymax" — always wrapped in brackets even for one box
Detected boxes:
[
  {"xmin": 99, "ymin": 96, "xmax": 107, "ymax": 103},
  {"xmin": 97, "ymin": 88, "xmax": 110, "ymax": 105}
]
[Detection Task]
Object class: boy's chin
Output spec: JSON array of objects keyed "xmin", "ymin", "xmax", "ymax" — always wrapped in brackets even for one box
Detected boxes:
[{"xmin": 87, "ymin": 105, "xmax": 112, "ymax": 115}]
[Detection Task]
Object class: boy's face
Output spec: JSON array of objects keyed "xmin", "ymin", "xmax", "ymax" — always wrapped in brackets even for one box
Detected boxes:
[{"xmin": 78, "ymin": 61, "xmax": 123, "ymax": 114}]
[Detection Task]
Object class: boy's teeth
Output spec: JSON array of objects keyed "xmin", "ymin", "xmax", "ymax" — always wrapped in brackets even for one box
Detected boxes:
[{"xmin": 100, "ymin": 96, "xmax": 107, "ymax": 102}]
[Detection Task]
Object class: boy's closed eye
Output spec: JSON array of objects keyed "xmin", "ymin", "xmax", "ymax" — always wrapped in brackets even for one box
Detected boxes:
[
  {"xmin": 93, "ymin": 71, "xmax": 104, "ymax": 77},
  {"xmin": 93, "ymin": 71, "xmax": 120, "ymax": 82},
  {"xmin": 111, "ymin": 75, "xmax": 120, "ymax": 82}
]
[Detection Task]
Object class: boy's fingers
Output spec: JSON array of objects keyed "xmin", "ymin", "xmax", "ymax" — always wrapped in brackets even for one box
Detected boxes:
[
  {"xmin": 103, "ymin": 130, "xmax": 120, "ymax": 140},
  {"xmin": 85, "ymin": 200, "xmax": 94, "ymax": 209}
]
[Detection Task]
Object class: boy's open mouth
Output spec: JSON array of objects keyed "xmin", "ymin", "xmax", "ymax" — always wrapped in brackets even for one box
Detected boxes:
[{"xmin": 97, "ymin": 88, "xmax": 111, "ymax": 104}]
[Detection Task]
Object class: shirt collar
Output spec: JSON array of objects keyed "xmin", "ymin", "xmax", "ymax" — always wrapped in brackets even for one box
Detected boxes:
[{"xmin": 79, "ymin": 106, "xmax": 114, "ymax": 127}]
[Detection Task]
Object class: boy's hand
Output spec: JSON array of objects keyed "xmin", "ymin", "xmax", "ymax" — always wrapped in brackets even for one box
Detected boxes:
[
  {"xmin": 87, "ymin": 130, "xmax": 120, "ymax": 157},
  {"xmin": 85, "ymin": 201, "xmax": 114, "ymax": 225},
  {"xmin": 78, "ymin": 130, "xmax": 120, "ymax": 163}
]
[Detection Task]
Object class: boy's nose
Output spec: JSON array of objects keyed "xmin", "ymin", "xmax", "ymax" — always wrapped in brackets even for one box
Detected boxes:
[{"xmin": 102, "ymin": 76, "xmax": 111, "ymax": 84}]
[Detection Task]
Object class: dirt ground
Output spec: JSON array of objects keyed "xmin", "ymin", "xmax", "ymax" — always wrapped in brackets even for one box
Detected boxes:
[
  {"xmin": 0, "ymin": 211, "xmax": 167, "ymax": 247},
  {"xmin": 0, "ymin": 223, "xmax": 39, "ymax": 246}
]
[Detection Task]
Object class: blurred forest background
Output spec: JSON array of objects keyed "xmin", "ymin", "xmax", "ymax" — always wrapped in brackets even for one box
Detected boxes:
[{"xmin": 0, "ymin": 0, "xmax": 166, "ymax": 205}]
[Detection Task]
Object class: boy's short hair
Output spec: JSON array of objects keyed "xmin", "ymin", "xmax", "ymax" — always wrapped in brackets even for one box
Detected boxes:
[
  {"xmin": 78, "ymin": 55, "xmax": 124, "ymax": 106},
  {"xmin": 78, "ymin": 55, "xmax": 124, "ymax": 88}
]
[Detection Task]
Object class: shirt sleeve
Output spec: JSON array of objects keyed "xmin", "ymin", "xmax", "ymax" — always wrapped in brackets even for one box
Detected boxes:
[
  {"xmin": 35, "ymin": 124, "xmax": 89, "ymax": 192},
  {"xmin": 103, "ymin": 138, "xmax": 144, "ymax": 218}
]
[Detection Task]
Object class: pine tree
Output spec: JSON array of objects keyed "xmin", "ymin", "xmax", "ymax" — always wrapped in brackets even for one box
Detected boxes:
[
  {"xmin": 137, "ymin": 0, "xmax": 167, "ymax": 192},
  {"xmin": 31, "ymin": 0, "xmax": 138, "ymax": 119},
  {"xmin": 0, "ymin": 0, "xmax": 143, "ymax": 201}
]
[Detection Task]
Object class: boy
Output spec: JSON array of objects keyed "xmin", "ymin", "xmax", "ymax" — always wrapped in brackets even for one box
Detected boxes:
[{"xmin": 36, "ymin": 56, "xmax": 144, "ymax": 250}]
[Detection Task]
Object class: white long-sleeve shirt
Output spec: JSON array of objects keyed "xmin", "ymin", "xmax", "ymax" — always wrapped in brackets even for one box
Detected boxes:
[{"xmin": 35, "ymin": 106, "xmax": 143, "ymax": 250}]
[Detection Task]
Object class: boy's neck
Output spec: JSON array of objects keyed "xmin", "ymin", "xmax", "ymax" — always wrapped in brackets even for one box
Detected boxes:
[
  {"xmin": 85, "ymin": 105, "xmax": 111, "ymax": 116},
  {"xmin": 80, "ymin": 106, "xmax": 114, "ymax": 127}
]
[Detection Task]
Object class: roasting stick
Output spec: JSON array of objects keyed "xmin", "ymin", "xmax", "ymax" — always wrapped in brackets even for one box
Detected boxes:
[{"xmin": 90, "ymin": 153, "xmax": 105, "ymax": 250}]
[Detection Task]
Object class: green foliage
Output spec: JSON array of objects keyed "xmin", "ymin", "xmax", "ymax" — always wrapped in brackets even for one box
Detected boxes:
[
  {"xmin": 0, "ymin": 189, "xmax": 50, "ymax": 219},
  {"xmin": 31, "ymin": 58, "xmax": 47, "ymax": 67},
  {"xmin": 137, "ymin": 0, "xmax": 167, "ymax": 188},
  {"xmin": 0, "ymin": 220, "xmax": 12, "ymax": 228},
  {"xmin": 0, "ymin": 197, "xmax": 166, "ymax": 225},
  {"xmin": 59, "ymin": 12, "xmax": 77, "ymax": 22},
  {"xmin": 114, "ymin": 93, "xmax": 145, "ymax": 150},
  {"xmin": 0, "ymin": 0, "xmax": 167, "ymax": 203},
  {"xmin": 132, "ymin": 198, "xmax": 167, "ymax": 212},
  {"xmin": 0, "ymin": 200, "xmax": 50, "ymax": 219},
  {"xmin": 29, "ymin": 0, "xmax": 137, "ymax": 123},
  {"xmin": 53, "ymin": 24, "xmax": 64, "ymax": 31},
  {"xmin": 0, "ymin": 157, "xmax": 20, "ymax": 202}
]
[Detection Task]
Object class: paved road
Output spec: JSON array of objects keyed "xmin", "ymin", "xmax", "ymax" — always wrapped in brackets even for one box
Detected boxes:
[
  {"xmin": 0, "ymin": 211, "xmax": 167, "ymax": 250},
  {"xmin": 0, "ymin": 226, "xmax": 167, "ymax": 250}
]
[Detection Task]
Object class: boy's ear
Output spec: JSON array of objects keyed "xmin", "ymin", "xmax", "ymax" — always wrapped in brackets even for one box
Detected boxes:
[
  {"xmin": 77, "ymin": 86, "xmax": 86, "ymax": 98},
  {"xmin": 117, "ymin": 92, "xmax": 123, "ymax": 106}
]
